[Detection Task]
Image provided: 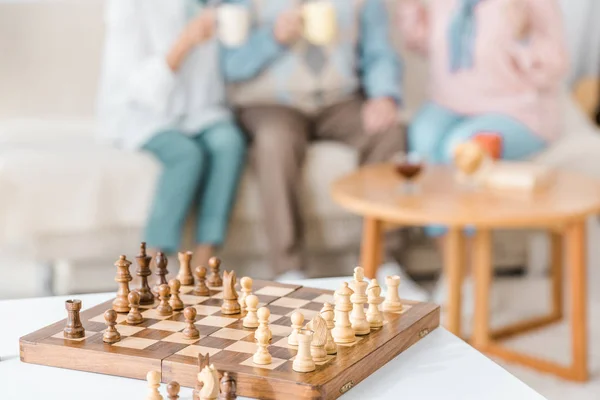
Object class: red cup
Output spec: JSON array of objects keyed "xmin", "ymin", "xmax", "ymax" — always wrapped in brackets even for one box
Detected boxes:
[{"xmin": 473, "ymin": 133, "xmax": 503, "ymax": 160}]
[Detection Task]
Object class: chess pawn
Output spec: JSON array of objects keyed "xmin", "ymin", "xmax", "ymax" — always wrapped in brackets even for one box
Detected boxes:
[
  {"xmin": 309, "ymin": 315, "xmax": 328, "ymax": 362},
  {"xmin": 218, "ymin": 372, "xmax": 237, "ymax": 400},
  {"xmin": 64, "ymin": 299, "xmax": 85, "ymax": 339},
  {"xmin": 292, "ymin": 329, "xmax": 316, "ymax": 373},
  {"xmin": 113, "ymin": 255, "xmax": 133, "ymax": 313},
  {"xmin": 252, "ymin": 318, "xmax": 272, "ymax": 365},
  {"xmin": 256, "ymin": 306, "xmax": 272, "ymax": 341},
  {"xmin": 242, "ymin": 294, "xmax": 259, "ymax": 328},
  {"xmin": 349, "ymin": 267, "xmax": 370, "ymax": 335},
  {"xmin": 366, "ymin": 279, "xmax": 384, "ymax": 329},
  {"xmin": 127, "ymin": 291, "xmax": 144, "ymax": 325},
  {"xmin": 193, "ymin": 266, "xmax": 210, "ymax": 296},
  {"xmin": 177, "ymin": 251, "xmax": 194, "ymax": 286},
  {"xmin": 103, "ymin": 309, "xmax": 121, "ymax": 344},
  {"xmin": 157, "ymin": 284, "xmax": 173, "ymax": 316},
  {"xmin": 287, "ymin": 311, "xmax": 304, "ymax": 347},
  {"xmin": 207, "ymin": 257, "xmax": 223, "ymax": 287},
  {"xmin": 239, "ymin": 276, "xmax": 252, "ymax": 312},
  {"xmin": 320, "ymin": 303, "xmax": 337, "ymax": 355},
  {"xmin": 169, "ymin": 279, "xmax": 184, "ymax": 311},
  {"xmin": 146, "ymin": 370, "xmax": 163, "ymax": 400},
  {"xmin": 167, "ymin": 381, "xmax": 180, "ymax": 400},
  {"xmin": 382, "ymin": 275, "xmax": 403, "ymax": 313},
  {"xmin": 183, "ymin": 306, "xmax": 200, "ymax": 340},
  {"xmin": 332, "ymin": 282, "xmax": 355, "ymax": 344}
]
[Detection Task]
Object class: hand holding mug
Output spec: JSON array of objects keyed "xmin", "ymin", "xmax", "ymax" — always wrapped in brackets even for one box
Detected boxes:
[{"xmin": 274, "ymin": 9, "xmax": 304, "ymax": 45}]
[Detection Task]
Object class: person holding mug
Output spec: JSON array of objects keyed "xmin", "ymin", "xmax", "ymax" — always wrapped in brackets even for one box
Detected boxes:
[
  {"xmin": 398, "ymin": 0, "xmax": 568, "ymax": 309},
  {"xmin": 97, "ymin": 0, "xmax": 247, "ymax": 265}
]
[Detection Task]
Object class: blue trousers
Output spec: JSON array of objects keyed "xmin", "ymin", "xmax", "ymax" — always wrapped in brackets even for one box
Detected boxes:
[
  {"xmin": 409, "ymin": 102, "xmax": 548, "ymax": 237},
  {"xmin": 142, "ymin": 120, "xmax": 246, "ymax": 252}
]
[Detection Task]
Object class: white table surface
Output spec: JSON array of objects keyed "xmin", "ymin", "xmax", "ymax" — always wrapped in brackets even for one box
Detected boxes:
[{"xmin": 1, "ymin": 277, "xmax": 547, "ymax": 400}]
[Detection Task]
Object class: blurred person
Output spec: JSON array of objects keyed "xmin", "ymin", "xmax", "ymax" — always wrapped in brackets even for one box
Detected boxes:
[
  {"xmin": 221, "ymin": 0, "xmax": 427, "ymax": 298},
  {"xmin": 399, "ymin": 0, "xmax": 568, "ymax": 309},
  {"xmin": 97, "ymin": 0, "xmax": 247, "ymax": 266}
]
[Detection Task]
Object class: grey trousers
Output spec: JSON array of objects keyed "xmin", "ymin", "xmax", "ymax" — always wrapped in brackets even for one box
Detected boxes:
[{"xmin": 238, "ymin": 97, "xmax": 407, "ymax": 275}]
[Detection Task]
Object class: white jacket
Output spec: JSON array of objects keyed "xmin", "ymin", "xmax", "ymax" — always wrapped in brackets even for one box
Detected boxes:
[{"xmin": 96, "ymin": 0, "xmax": 230, "ymax": 149}]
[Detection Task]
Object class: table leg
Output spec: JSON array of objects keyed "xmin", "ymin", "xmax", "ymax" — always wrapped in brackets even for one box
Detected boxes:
[
  {"xmin": 550, "ymin": 231, "xmax": 564, "ymax": 320},
  {"xmin": 444, "ymin": 227, "xmax": 465, "ymax": 337},
  {"xmin": 472, "ymin": 229, "xmax": 492, "ymax": 349},
  {"xmin": 361, "ymin": 217, "xmax": 383, "ymax": 279}
]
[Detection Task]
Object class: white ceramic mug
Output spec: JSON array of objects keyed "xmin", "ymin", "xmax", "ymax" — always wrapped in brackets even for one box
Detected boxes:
[
  {"xmin": 217, "ymin": 4, "xmax": 250, "ymax": 47},
  {"xmin": 302, "ymin": 1, "xmax": 337, "ymax": 46}
]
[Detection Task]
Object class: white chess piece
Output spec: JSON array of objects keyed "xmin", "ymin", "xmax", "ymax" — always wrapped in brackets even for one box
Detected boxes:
[
  {"xmin": 256, "ymin": 306, "xmax": 272, "ymax": 341},
  {"xmin": 239, "ymin": 276, "xmax": 252, "ymax": 311},
  {"xmin": 332, "ymin": 282, "xmax": 355, "ymax": 344},
  {"xmin": 349, "ymin": 267, "xmax": 370, "ymax": 335},
  {"xmin": 287, "ymin": 311, "xmax": 304, "ymax": 347},
  {"xmin": 320, "ymin": 303, "xmax": 337, "ymax": 355},
  {"xmin": 253, "ymin": 307, "xmax": 272, "ymax": 365},
  {"xmin": 382, "ymin": 275, "xmax": 403, "ymax": 313},
  {"xmin": 146, "ymin": 370, "xmax": 163, "ymax": 400},
  {"xmin": 366, "ymin": 279, "xmax": 384, "ymax": 329},
  {"xmin": 243, "ymin": 294, "xmax": 259, "ymax": 328},
  {"xmin": 292, "ymin": 329, "xmax": 316, "ymax": 372}
]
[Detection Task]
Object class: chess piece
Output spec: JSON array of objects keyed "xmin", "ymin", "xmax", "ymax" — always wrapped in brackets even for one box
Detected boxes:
[
  {"xmin": 103, "ymin": 309, "xmax": 121, "ymax": 344},
  {"xmin": 308, "ymin": 315, "xmax": 327, "ymax": 362},
  {"xmin": 207, "ymin": 257, "xmax": 222, "ymax": 287},
  {"xmin": 127, "ymin": 291, "xmax": 144, "ymax": 325},
  {"xmin": 218, "ymin": 372, "xmax": 237, "ymax": 400},
  {"xmin": 238, "ymin": 277, "xmax": 252, "ymax": 312},
  {"xmin": 366, "ymin": 279, "xmax": 384, "ymax": 329},
  {"xmin": 183, "ymin": 306, "xmax": 200, "ymax": 340},
  {"xmin": 146, "ymin": 370, "xmax": 163, "ymax": 400},
  {"xmin": 242, "ymin": 294, "xmax": 259, "ymax": 328},
  {"xmin": 113, "ymin": 255, "xmax": 133, "ymax": 313},
  {"xmin": 193, "ymin": 354, "xmax": 210, "ymax": 400},
  {"xmin": 193, "ymin": 266, "xmax": 210, "ymax": 296},
  {"xmin": 169, "ymin": 279, "xmax": 184, "ymax": 311},
  {"xmin": 136, "ymin": 242, "xmax": 155, "ymax": 305},
  {"xmin": 153, "ymin": 252, "xmax": 169, "ymax": 298},
  {"xmin": 349, "ymin": 267, "xmax": 370, "ymax": 335},
  {"xmin": 253, "ymin": 309, "xmax": 272, "ymax": 365},
  {"xmin": 287, "ymin": 311, "xmax": 304, "ymax": 347},
  {"xmin": 320, "ymin": 303, "xmax": 337, "ymax": 355},
  {"xmin": 198, "ymin": 362, "xmax": 220, "ymax": 400},
  {"xmin": 292, "ymin": 329, "xmax": 315, "ymax": 372},
  {"xmin": 157, "ymin": 284, "xmax": 173, "ymax": 316},
  {"xmin": 332, "ymin": 282, "xmax": 355, "ymax": 344},
  {"xmin": 256, "ymin": 306, "xmax": 272, "ymax": 341},
  {"xmin": 176, "ymin": 251, "xmax": 194, "ymax": 286},
  {"xmin": 382, "ymin": 275, "xmax": 403, "ymax": 313},
  {"xmin": 64, "ymin": 299, "xmax": 85, "ymax": 339},
  {"xmin": 221, "ymin": 270, "xmax": 240, "ymax": 315},
  {"xmin": 167, "ymin": 381, "xmax": 180, "ymax": 400}
]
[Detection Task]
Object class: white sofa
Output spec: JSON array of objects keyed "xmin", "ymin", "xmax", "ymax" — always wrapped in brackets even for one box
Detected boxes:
[{"xmin": 1, "ymin": 0, "xmax": 600, "ymax": 296}]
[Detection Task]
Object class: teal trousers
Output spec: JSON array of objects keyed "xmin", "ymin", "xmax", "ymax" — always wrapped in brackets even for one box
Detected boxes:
[
  {"xmin": 142, "ymin": 120, "xmax": 246, "ymax": 253},
  {"xmin": 409, "ymin": 102, "xmax": 548, "ymax": 237}
]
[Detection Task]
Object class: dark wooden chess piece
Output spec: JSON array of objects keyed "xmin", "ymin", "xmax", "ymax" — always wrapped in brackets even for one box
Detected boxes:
[
  {"xmin": 103, "ymin": 309, "xmax": 121, "ymax": 344},
  {"xmin": 218, "ymin": 372, "xmax": 237, "ymax": 399},
  {"xmin": 221, "ymin": 271, "xmax": 240, "ymax": 315},
  {"xmin": 113, "ymin": 255, "xmax": 132, "ymax": 313},
  {"xmin": 167, "ymin": 381, "xmax": 180, "ymax": 400},
  {"xmin": 153, "ymin": 252, "xmax": 169, "ymax": 298},
  {"xmin": 182, "ymin": 307, "xmax": 200, "ymax": 340},
  {"xmin": 207, "ymin": 257, "xmax": 222, "ymax": 287},
  {"xmin": 157, "ymin": 284, "xmax": 173, "ymax": 316},
  {"xmin": 64, "ymin": 299, "xmax": 85, "ymax": 339},
  {"xmin": 135, "ymin": 242, "xmax": 154, "ymax": 305},
  {"xmin": 193, "ymin": 266, "xmax": 210, "ymax": 296},
  {"xmin": 176, "ymin": 251, "xmax": 194, "ymax": 286},
  {"xmin": 126, "ymin": 291, "xmax": 143, "ymax": 325}
]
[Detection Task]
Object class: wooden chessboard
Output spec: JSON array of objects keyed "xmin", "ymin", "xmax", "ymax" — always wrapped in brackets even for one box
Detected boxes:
[{"xmin": 20, "ymin": 280, "xmax": 440, "ymax": 400}]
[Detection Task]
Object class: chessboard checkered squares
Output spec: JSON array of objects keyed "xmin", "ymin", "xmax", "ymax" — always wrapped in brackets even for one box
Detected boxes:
[
  {"xmin": 90, "ymin": 313, "xmax": 127, "ymax": 324},
  {"xmin": 240, "ymin": 356, "xmax": 287, "ymax": 370},
  {"xmin": 51, "ymin": 331, "xmax": 97, "ymax": 342},
  {"xmin": 192, "ymin": 304, "xmax": 221, "ymax": 316},
  {"xmin": 180, "ymin": 294, "xmax": 209, "ymax": 305},
  {"xmin": 162, "ymin": 332, "xmax": 203, "ymax": 344},
  {"xmin": 271, "ymin": 337, "xmax": 296, "ymax": 349},
  {"xmin": 179, "ymin": 286, "xmax": 194, "ymax": 294},
  {"xmin": 113, "ymin": 325, "xmax": 145, "ymax": 337},
  {"xmin": 139, "ymin": 300, "xmax": 159, "ymax": 309},
  {"xmin": 147, "ymin": 320, "xmax": 187, "ymax": 332},
  {"xmin": 176, "ymin": 344, "xmax": 222, "ymax": 358},
  {"xmin": 270, "ymin": 297, "xmax": 310, "ymax": 309},
  {"xmin": 224, "ymin": 340, "xmax": 257, "ymax": 354},
  {"xmin": 254, "ymin": 286, "xmax": 296, "ymax": 297},
  {"xmin": 197, "ymin": 315, "xmax": 239, "ymax": 328},
  {"xmin": 285, "ymin": 309, "xmax": 320, "ymax": 320},
  {"xmin": 210, "ymin": 328, "xmax": 253, "ymax": 341},
  {"xmin": 269, "ymin": 324, "xmax": 292, "ymax": 337},
  {"xmin": 112, "ymin": 337, "xmax": 157, "ymax": 350},
  {"xmin": 141, "ymin": 309, "xmax": 179, "ymax": 320},
  {"xmin": 311, "ymin": 294, "xmax": 335, "ymax": 304}
]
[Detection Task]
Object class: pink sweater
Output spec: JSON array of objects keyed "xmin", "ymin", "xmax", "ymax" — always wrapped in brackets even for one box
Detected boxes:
[{"xmin": 399, "ymin": 0, "xmax": 568, "ymax": 140}]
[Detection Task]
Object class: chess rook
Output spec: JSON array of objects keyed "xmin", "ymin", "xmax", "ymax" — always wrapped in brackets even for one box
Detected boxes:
[
  {"xmin": 153, "ymin": 252, "xmax": 169, "ymax": 298},
  {"xmin": 183, "ymin": 306, "xmax": 200, "ymax": 340},
  {"xmin": 332, "ymin": 282, "xmax": 355, "ymax": 344},
  {"xmin": 309, "ymin": 315, "xmax": 328, "ymax": 362},
  {"xmin": 193, "ymin": 266, "xmax": 210, "ymax": 296},
  {"xmin": 207, "ymin": 257, "xmax": 223, "ymax": 287},
  {"xmin": 292, "ymin": 330, "xmax": 315, "ymax": 373},
  {"xmin": 157, "ymin": 284, "xmax": 173, "ymax": 316},
  {"xmin": 103, "ymin": 309, "xmax": 121, "ymax": 344},
  {"xmin": 287, "ymin": 311, "xmax": 304, "ymax": 347},
  {"xmin": 146, "ymin": 370, "xmax": 163, "ymax": 400},
  {"xmin": 221, "ymin": 270, "xmax": 240, "ymax": 315},
  {"xmin": 167, "ymin": 381, "xmax": 180, "ymax": 400},
  {"xmin": 169, "ymin": 279, "xmax": 184, "ymax": 311},
  {"xmin": 218, "ymin": 372, "xmax": 237, "ymax": 400},
  {"xmin": 136, "ymin": 242, "xmax": 155, "ymax": 305},
  {"xmin": 63, "ymin": 299, "xmax": 85, "ymax": 339},
  {"xmin": 242, "ymin": 294, "xmax": 259, "ymax": 328},
  {"xmin": 366, "ymin": 279, "xmax": 384, "ymax": 329},
  {"xmin": 113, "ymin": 255, "xmax": 133, "ymax": 313},
  {"xmin": 126, "ymin": 291, "xmax": 144, "ymax": 325},
  {"xmin": 349, "ymin": 267, "xmax": 370, "ymax": 335},
  {"xmin": 253, "ymin": 308, "xmax": 272, "ymax": 365},
  {"xmin": 239, "ymin": 276, "xmax": 252, "ymax": 312},
  {"xmin": 382, "ymin": 275, "xmax": 403, "ymax": 313},
  {"xmin": 320, "ymin": 303, "xmax": 337, "ymax": 355},
  {"xmin": 177, "ymin": 251, "xmax": 194, "ymax": 286}
]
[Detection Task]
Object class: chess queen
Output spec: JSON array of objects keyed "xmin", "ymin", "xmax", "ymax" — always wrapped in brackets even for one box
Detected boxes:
[{"xmin": 97, "ymin": 0, "xmax": 246, "ymax": 265}]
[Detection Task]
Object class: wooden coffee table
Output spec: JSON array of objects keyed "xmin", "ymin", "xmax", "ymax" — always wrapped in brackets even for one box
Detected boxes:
[{"xmin": 331, "ymin": 164, "xmax": 600, "ymax": 381}]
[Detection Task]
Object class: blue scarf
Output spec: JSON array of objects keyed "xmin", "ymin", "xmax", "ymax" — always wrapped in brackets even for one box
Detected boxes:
[{"xmin": 448, "ymin": 0, "xmax": 484, "ymax": 72}]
